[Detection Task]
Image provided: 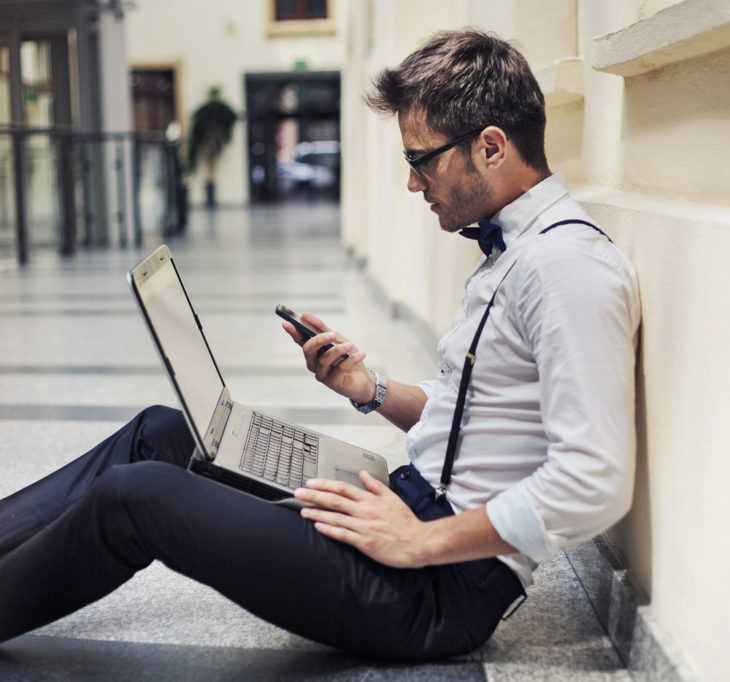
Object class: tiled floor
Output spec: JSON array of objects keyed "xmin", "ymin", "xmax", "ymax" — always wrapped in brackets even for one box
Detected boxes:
[{"xmin": 0, "ymin": 203, "xmax": 630, "ymax": 680}]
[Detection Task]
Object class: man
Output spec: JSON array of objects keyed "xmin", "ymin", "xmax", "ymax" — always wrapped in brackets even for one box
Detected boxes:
[{"xmin": 0, "ymin": 30, "xmax": 640, "ymax": 661}]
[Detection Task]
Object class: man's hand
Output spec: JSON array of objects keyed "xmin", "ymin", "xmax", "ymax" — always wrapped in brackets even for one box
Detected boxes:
[
  {"xmin": 294, "ymin": 471, "xmax": 429, "ymax": 569},
  {"xmin": 280, "ymin": 312, "xmax": 376, "ymax": 405},
  {"xmin": 280, "ymin": 311, "xmax": 428, "ymax": 432}
]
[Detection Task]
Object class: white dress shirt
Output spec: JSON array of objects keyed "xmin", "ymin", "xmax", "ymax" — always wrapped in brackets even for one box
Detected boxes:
[{"xmin": 406, "ymin": 173, "xmax": 641, "ymax": 586}]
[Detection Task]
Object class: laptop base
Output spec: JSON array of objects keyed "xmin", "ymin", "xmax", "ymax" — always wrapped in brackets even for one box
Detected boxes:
[{"xmin": 188, "ymin": 447, "xmax": 289, "ymax": 502}]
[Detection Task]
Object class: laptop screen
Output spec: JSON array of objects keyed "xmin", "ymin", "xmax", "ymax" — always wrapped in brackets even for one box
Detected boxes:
[{"xmin": 132, "ymin": 251, "xmax": 224, "ymax": 443}]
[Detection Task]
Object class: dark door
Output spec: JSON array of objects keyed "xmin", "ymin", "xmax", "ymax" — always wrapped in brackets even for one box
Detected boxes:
[
  {"xmin": 245, "ymin": 71, "xmax": 340, "ymax": 202},
  {"xmin": 131, "ymin": 69, "xmax": 176, "ymax": 132}
]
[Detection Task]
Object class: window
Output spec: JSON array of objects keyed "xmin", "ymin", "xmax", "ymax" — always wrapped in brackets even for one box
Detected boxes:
[
  {"xmin": 268, "ymin": 0, "xmax": 335, "ymax": 37},
  {"xmin": 275, "ymin": 0, "xmax": 328, "ymax": 21}
]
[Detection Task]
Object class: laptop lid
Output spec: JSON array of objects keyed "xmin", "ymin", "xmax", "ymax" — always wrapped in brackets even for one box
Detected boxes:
[{"xmin": 128, "ymin": 245, "xmax": 230, "ymax": 458}]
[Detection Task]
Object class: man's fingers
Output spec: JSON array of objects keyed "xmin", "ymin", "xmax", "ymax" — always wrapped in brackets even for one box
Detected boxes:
[
  {"xmin": 336, "ymin": 350, "xmax": 366, "ymax": 367},
  {"xmin": 359, "ymin": 469, "xmax": 389, "ymax": 495},
  {"xmin": 281, "ymin": 320, "xmax": 309, "ymax": 346},
  {"xmin": 317, "ymin": 341, "xmax": 354, "ymax": 362},
  {"xmin": 300, "ymin": 312, "xmax": 329, "ymax": 333},
  {"xmin": 311, "ymin": 521, "xmax": 365, "ymax": 548},
  {"xmin": 300, "ymin": 506, "xmax": 364, "ymax": 532},
  {"xmin": 303, "ymin": 331, "xmax": 336, "ymax": 354},
  {"xmin": 302, "ymin": 333, "xmax": 339, "ymax": 373}
]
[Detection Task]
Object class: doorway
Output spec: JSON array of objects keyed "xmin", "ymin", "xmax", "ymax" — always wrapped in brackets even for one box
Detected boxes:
[
  {"xmin": 130, "ymin": 67, "xmax": 185, "ymax": 235},
  {"xmin": 0, "ymin": 29, "xmax": 78, "ymax": 261},
  {"xmin": 245, "ymin": 71, "xmax": 340, "ymax": 203}
]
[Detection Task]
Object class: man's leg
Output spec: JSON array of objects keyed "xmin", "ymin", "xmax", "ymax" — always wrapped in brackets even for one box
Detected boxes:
[
  {"xmin": 0, "ymin": 461, "xmax": 508, "ymax": 660},
  {"xmin": 0, "ymin": 405, "xmax": 192, "ymax": 558}
]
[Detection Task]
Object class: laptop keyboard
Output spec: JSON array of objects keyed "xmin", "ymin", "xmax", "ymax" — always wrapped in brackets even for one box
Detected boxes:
[{"xmin": 241, "ymin": 412, "xmax": 318, "ymax": 489}]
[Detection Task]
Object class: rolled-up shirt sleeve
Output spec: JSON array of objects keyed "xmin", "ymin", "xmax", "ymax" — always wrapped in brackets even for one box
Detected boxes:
[
  {"xmin": 486, "ymin": 236, "xmax": 641, "ymax": 562},
  {"xmin": 416, "ymin": 379, "xmax": 437, "ymax": 402}
]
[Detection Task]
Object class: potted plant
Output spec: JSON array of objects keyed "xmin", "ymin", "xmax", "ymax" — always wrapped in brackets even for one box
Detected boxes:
[{"xmin": 187, "ymin": 86, "xmax": 237, "ymax": 208}]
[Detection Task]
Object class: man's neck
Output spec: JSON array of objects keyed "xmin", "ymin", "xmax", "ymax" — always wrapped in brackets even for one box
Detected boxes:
[{"xmin": 490, "ymin": 167, "xmax": 552, "ymax": 219}]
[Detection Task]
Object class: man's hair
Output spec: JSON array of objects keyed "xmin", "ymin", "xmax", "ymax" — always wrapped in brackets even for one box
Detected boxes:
[{"xmin": 365, "ymin": 29, "xmax": 548, "ymax": 173}]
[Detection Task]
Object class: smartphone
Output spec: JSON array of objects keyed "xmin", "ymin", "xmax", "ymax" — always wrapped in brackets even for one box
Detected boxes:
[
  {"xmin": 276, "ymin": 304, "xmax": 320, "ymax": 340},
  {"xmin": 276, "ymin": 304, "xmax": 348, "ymax": 359}
]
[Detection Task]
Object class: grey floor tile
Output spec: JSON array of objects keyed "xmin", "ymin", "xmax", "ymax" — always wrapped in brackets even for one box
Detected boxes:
[
  {"xmin": 480, "ymin": 555, "xmax": 629, "ymax": 681},
  {"xmin": 0, "ymin": 421, "xmax": 130, "ymax": 495},
  {"xmin": 0, "ymin": 636, "xmax": 486, "ymax": 682}
]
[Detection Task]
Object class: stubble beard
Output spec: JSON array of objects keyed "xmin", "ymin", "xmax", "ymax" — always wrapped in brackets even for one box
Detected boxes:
[{"xmin": 436, "ymin": 170, "xmax": 493, "ymax": 233}]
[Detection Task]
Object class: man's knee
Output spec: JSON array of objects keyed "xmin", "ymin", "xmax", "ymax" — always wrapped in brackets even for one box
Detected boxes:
[
  {"xmin": 138, "ymin": 404, "xmax": 186, "ymax": 434},
  {"xmin": 134, "ymin": 405, "xmax": 193, "ymax": 466}
]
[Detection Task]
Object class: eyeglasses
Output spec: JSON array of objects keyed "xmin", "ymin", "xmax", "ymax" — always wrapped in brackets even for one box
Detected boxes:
[{"xmin": 403, "ymin": 126, "xmax": 485, "ymax": 177}]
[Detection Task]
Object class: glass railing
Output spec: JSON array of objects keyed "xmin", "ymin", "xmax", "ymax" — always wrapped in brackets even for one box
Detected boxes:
[
  {"xmin": 0, "ymin": 126, "xmax": 185, "ymax": 264},
  {"xmin": 0, "ymin": 133, "xmax": 16, "ymax": 254},
  {"xmin": 25, "ymin": 132, "xmax": 60, "ymax": 248}
]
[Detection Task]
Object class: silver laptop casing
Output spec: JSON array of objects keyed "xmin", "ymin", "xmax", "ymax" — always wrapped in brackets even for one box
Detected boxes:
[{"xmin": 128, "ymin": 245, "xmax": 389, "ymax": 505}]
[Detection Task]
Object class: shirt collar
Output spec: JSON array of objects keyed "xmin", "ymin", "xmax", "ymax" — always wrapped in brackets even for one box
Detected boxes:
[{"xmin": 488, "ymin": 172, "xmax": 569, "ymax": 251}]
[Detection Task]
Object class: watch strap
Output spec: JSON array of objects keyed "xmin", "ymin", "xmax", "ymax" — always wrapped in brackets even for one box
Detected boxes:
[{"xmin": 350, "ymin": 370, "xmax": 387, "ymax": 414}]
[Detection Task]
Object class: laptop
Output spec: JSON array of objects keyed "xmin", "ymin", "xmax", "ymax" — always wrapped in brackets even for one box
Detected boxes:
[{"xmin": 128, "ymin": 244, "xmax": 390, "ymax": 508}]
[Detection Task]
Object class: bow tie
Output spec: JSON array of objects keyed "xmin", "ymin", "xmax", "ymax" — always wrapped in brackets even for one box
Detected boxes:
[{"xmin": 459, "ymin": 219, "xmax": 506, "ymax": 257}]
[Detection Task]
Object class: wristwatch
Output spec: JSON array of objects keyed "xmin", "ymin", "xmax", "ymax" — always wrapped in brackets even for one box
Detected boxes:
[{"xmin": 350, "ymin": 370, "xmax": 387, "ymax": 414}]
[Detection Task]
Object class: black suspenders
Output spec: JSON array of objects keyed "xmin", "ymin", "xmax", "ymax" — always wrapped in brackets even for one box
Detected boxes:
[
  {"xmin": 538, "ymin": 219, "xmax": 612, "ymax": 240},
  {"xmin": 434, "ymin": 219, "xmax": 610, "ymax": 502}
]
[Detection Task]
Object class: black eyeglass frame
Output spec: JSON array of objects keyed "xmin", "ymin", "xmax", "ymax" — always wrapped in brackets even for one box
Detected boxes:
[{"xmin": 403, "ymin": 126, "xmax": 486, "ymax": 177}]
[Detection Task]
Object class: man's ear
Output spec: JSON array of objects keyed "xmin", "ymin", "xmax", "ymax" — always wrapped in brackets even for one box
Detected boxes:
[{"xmin": 478, "ymin": 126, "xmax": 508, "ymax": 166}]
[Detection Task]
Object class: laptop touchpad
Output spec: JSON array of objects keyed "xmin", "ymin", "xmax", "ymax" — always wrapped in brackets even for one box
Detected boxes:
[{"xmin": 335, "ymin": 468, "xmax": 364, "ymax": 489}]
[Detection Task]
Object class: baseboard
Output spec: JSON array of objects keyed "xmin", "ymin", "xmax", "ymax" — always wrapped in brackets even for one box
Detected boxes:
[{"xmin": 566, "ymin": 538, "xmax": 696, "ymax": 681}]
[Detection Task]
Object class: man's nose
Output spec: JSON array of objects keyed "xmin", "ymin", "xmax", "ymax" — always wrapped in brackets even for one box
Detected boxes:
[{"xmin": 407, "ymin": 168, "xmax": 427, "ymax": 193}]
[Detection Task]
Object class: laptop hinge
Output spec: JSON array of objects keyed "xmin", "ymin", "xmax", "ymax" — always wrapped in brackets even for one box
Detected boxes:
[{"xmin": 207, "ymin": 397, "xmax": 233, "ymax": 458}]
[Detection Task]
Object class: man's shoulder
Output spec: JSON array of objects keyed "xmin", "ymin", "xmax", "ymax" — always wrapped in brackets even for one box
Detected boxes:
[
  {"xmin": 508, "ymin": 218, "xmax": 639, "ymax": 307},
  {"xmin": 521, "ymin": 214, "xmax": 634, "ymax": 275}
]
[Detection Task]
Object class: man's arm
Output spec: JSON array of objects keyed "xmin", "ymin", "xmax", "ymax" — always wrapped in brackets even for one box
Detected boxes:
[
  {"xmin": 291, "ymin": 236, "xmax": 640, "ymax": 570},
  {"xmin": 485, "ymin": 237, "xmax": 641, "ymax": 562},
  {"xmin": 357, "ymin": 374, "xmax": 428, "ymax": 433},
  {"xmin": 281, "ymin": 312, "xmax": 427, "ymax": 432},
  {"xmin": 294, "ymin": 471, "xmax": 517, "ymax": 569},
  {"xmin": 282, "ymin": 311, "xmax": 515, "ymax": 566}
]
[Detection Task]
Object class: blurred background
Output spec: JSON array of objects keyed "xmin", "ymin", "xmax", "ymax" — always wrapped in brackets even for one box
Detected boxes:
[{"xmin": 0, "ymin": 0, "xmax": 347, "ymax": 260}]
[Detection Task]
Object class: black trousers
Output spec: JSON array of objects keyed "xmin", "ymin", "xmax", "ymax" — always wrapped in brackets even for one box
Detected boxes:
[{"xmin": 0, "ymin": 406, "xmax": 523, "ymax": 661}]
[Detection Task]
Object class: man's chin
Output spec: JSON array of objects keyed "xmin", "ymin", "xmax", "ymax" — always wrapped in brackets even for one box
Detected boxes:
[
  {"xmin": 438, "ymin": 216, "xmax": 471, "ymax": 234},
  {"xmin": 432, "ymin": 204, "xmax": 474, "ymax": 233}
]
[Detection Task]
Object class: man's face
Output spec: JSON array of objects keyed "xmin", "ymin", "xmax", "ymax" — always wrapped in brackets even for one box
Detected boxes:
[{"xmin": 398, "ymin": 110, "xmax": 493, "ymax": 232}]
